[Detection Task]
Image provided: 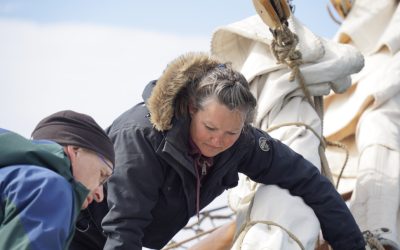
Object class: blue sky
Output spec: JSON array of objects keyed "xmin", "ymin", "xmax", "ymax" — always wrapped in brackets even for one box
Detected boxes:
[
  {"xmin": 0, "ymin": 1, "xmax": 340, "ymax": 137},
  {"xmin": 0, "ymin": 1, "xmax": 339, "ymax": 37}
]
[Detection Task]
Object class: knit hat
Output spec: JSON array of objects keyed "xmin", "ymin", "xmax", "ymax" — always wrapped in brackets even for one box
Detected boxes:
[{"xmin": 31, "ymin": 110, "xmax": 115, "ymax": 165}]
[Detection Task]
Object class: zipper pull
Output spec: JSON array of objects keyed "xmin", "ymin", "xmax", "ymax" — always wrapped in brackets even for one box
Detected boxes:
[{"xmin": 201, "ymin": 164, "xmax": 207, "ymax": 176}]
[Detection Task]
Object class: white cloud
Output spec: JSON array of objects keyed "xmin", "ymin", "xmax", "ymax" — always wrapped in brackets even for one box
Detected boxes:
[{"xmin": 0, "ymin": 19, "xmax": 210, "ymax": 137}]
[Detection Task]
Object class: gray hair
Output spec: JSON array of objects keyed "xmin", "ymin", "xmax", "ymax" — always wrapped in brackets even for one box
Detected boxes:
[{"xmin": 177, "ymin": 63, "xmax": 256, "ymax": 126}]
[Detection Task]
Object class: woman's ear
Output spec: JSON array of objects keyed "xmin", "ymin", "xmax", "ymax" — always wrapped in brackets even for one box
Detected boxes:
[
  {"xmin": 188, "ymin": 102, "xmax": 197, "ymax": 117},
  {"xmin": 188, "ymin": 99, "xmax": 198, "ymax": 116}
]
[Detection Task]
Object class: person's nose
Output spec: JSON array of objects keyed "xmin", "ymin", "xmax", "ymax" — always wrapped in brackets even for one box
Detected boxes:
[
  {"xmin": 210, "ymin": 134, "xmax": 224, "ymax": 147},
  {"xmin": 93, "ymin": 185, "xmax": 104, "ymax": 203}
]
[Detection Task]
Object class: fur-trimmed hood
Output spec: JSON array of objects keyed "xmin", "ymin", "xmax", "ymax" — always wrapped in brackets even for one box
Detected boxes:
[{"xmin": 147, "ymin": 52, "xmax": 223, "ymax": 131}]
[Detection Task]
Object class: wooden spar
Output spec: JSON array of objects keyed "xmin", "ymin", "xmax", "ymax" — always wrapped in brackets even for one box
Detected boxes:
[{"xmin": 252, "ymin": 0, "xmax": 291, "ymax": 30}]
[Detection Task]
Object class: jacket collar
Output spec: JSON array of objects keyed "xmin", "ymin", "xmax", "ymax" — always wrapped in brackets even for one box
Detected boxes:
[{"xmin": 161, "ymin": 117, "xmax": 196, "ymax": 176}]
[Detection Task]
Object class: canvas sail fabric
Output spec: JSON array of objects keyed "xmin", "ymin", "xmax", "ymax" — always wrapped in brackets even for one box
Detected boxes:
[
  {"xmin": 324, "ymin": 0, "xmax": 400, "ymax": 247},
  {"xmin": 211, "ymin": 14, "xmax": 364, "ymax": 249},
  {"xmin": 228, "ymin": 180, "xmax": 320, "ymax": 250}
]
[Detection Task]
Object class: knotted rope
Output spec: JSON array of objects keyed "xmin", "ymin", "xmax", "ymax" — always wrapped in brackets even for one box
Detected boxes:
[
  {"xmin": 269, "ymin": 21, "xmax": 336, "ymax": 184},
  {"xmin": 271, "ymin": 25, "xmax": 315, "ymax": 107},
  {"xmin": 363, "ymin": 230, "xmax": 386, "ymax": 250}
]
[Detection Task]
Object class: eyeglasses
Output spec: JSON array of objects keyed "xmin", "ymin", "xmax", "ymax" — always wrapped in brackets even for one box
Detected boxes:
[{"xmin": 97, "ymin": 153, "xmax": 114, "ymax": 186}]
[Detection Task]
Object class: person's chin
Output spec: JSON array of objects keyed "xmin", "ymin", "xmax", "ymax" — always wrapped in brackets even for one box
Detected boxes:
[{"xmin": 202, "ymin": 146, "xmax": 222, "ymax": 157}]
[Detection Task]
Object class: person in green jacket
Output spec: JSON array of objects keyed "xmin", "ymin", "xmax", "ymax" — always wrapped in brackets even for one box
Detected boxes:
[{"xmin": 0, "ymin": 110, "xmax": 115, "ymax": 250}]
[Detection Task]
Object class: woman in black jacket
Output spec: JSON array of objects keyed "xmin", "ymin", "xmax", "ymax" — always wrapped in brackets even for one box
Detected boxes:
[{"xmin": 71, "ymin": 52, "xmax": 365, "ymax": 250}]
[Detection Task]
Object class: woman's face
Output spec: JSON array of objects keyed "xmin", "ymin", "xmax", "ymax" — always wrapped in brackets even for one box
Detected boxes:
[{"xmin": 190, "ymin": 98, "xmax": 245, "ymax": 157}]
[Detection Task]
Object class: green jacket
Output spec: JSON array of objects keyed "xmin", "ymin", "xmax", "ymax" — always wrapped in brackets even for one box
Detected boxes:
[{"xmin": 0, "ymin": 128, "xmax": 89, "ymax": 249}]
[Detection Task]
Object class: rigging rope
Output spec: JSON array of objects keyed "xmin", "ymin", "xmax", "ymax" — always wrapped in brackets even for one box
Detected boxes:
[{"xmin": 269, "ymin": 20, "xmax": 337, "ymax": 184}]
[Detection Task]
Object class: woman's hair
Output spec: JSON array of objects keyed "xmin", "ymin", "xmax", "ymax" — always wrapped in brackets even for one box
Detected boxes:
[{"xmin": 176, "ymin": 63, "xmax": 257, "ymax": 126}]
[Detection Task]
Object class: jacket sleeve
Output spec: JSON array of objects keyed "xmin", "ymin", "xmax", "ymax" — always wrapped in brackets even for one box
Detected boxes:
[
  {"xmin": 0, "ymin": 165, "xmax": 75, "ymax": 250},
  {"xmin": 239, "ymin": 128, "xmax": 365, "ymax": 250},
  {"xmin": 102, "ymin": 126, "xmax": 165, "ymax": 250}
]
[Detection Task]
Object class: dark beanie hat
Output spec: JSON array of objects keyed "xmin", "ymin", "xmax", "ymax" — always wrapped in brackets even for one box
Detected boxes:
[{"xmin": 31, "ymin": 110, "xmax": 115, "ymax": 165}]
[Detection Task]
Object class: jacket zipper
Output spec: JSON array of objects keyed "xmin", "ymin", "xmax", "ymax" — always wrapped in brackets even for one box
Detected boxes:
[{"xmin": 201, "ymin": 164, "xmax": 207, "ymax": 176}]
